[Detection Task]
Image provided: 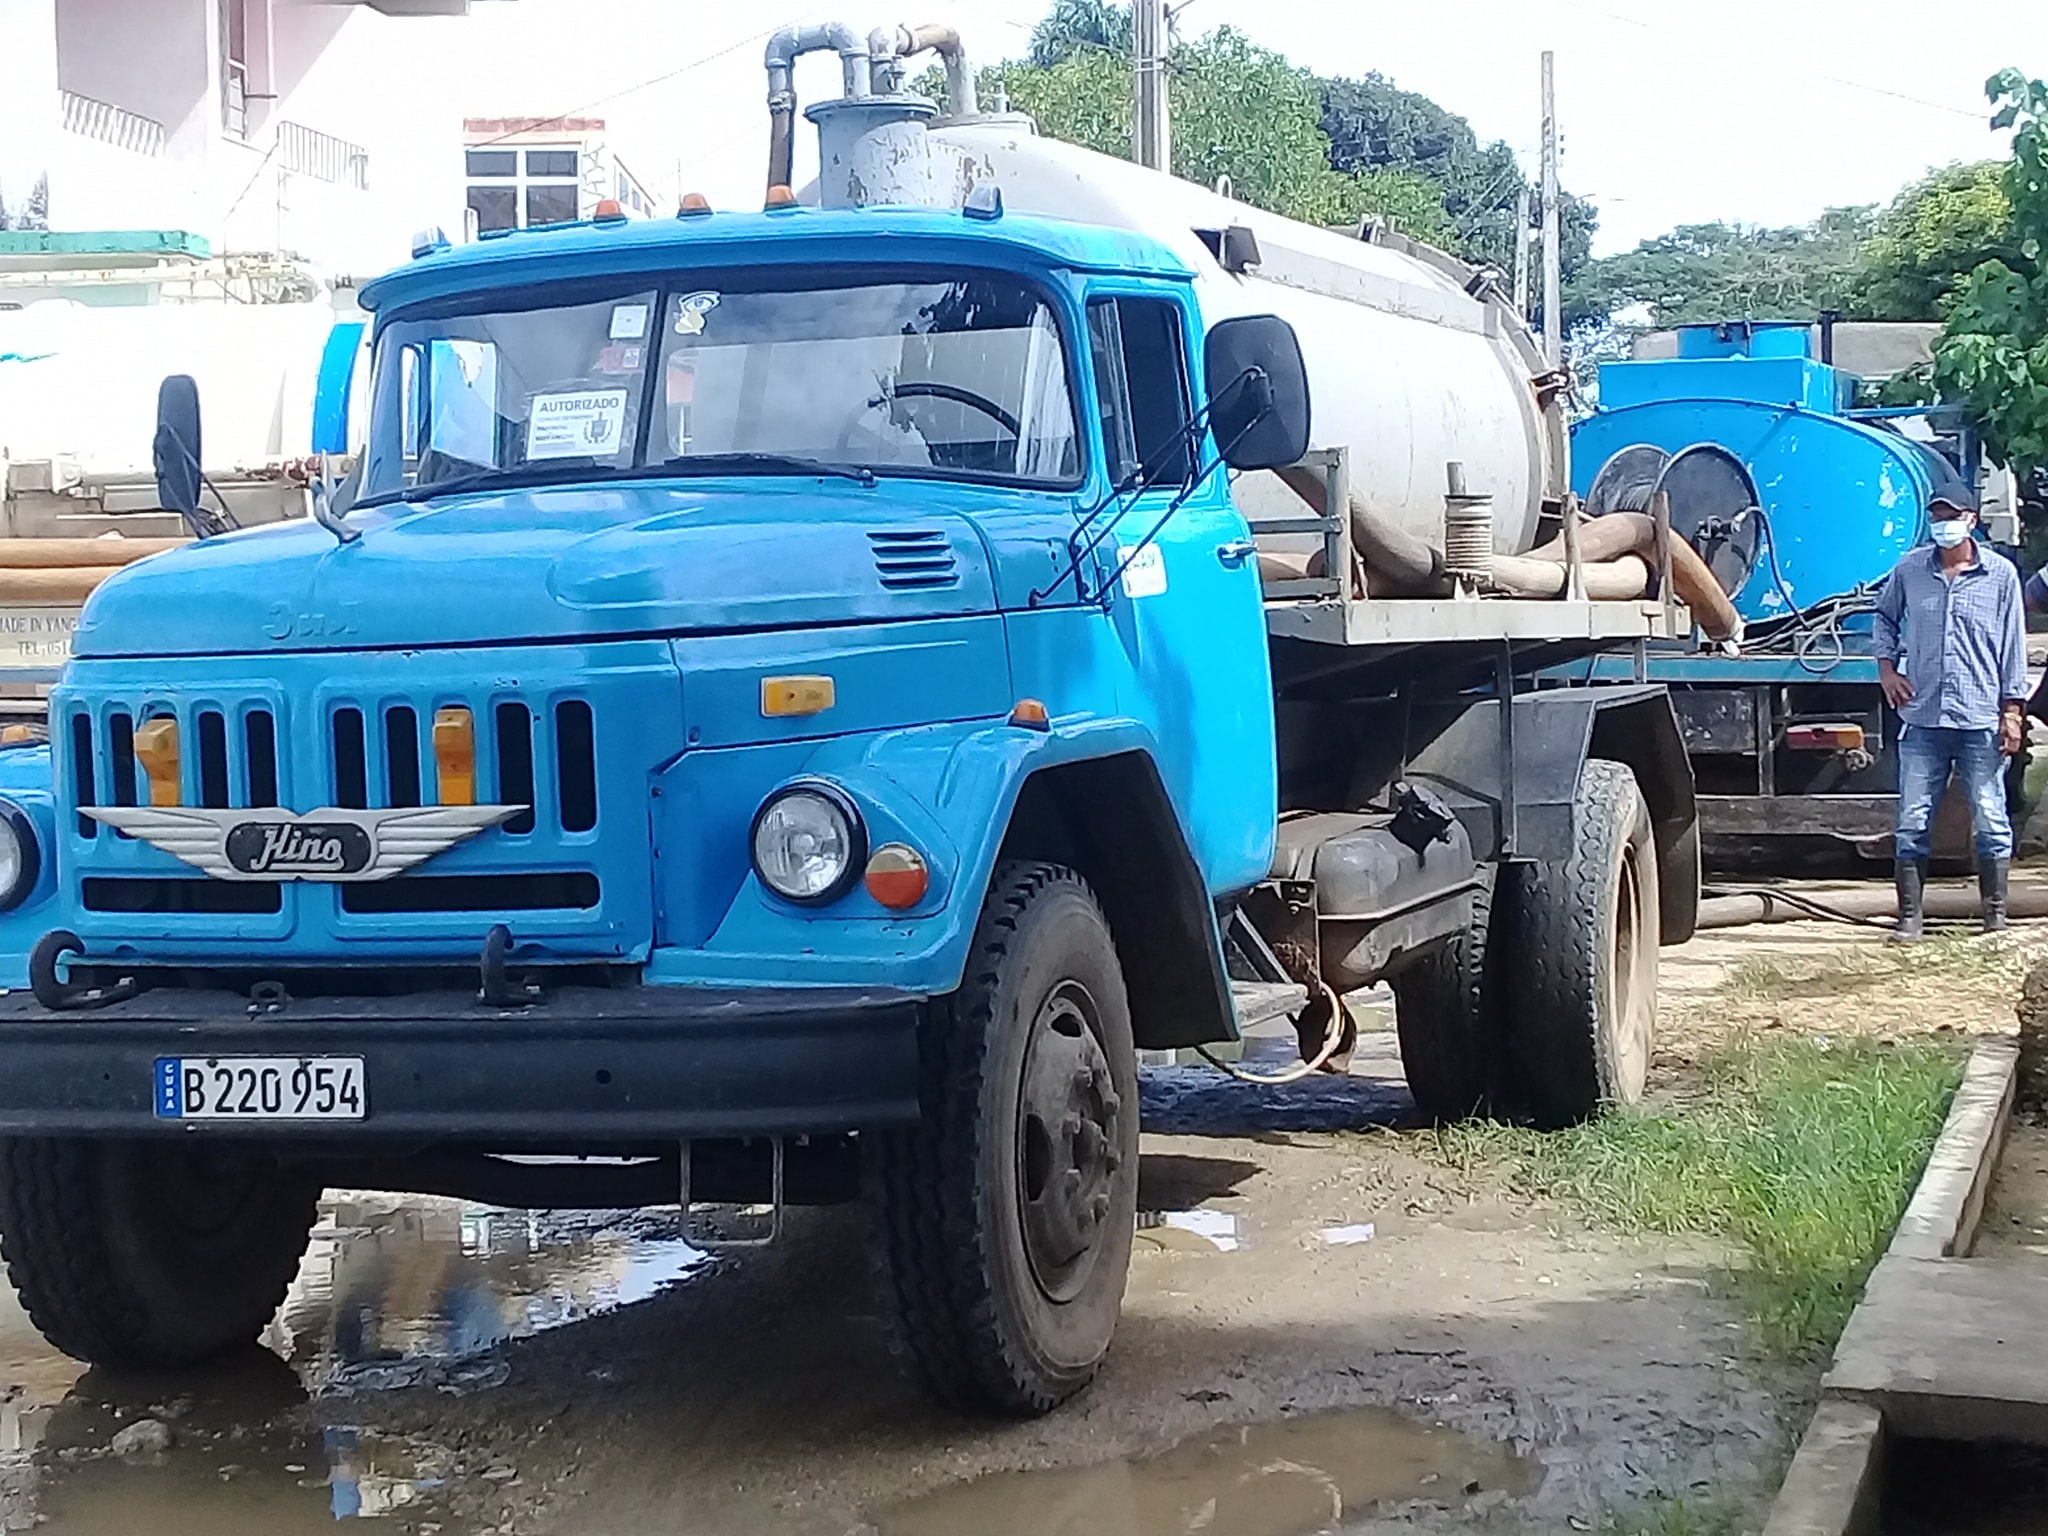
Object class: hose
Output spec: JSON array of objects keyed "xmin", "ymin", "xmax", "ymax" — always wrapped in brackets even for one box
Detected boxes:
[
  {"xmin": 1696, "ymin": 883, "xmax": 2048, "ymax": 930},
  {"xmin": 1195, "ymin": 974, "xmax": 1353, "ymax": 1086}
]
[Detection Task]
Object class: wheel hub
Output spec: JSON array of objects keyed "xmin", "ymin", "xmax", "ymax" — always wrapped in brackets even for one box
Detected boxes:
[{"xmin": 1016, "ymin": 981, "xmax": 1123, "ymax": 1302}]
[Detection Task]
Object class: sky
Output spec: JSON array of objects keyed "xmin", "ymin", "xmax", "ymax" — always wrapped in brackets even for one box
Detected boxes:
[{"xmin": 441, "ymin": 0, "xmax": 2046, "ymax": 256}]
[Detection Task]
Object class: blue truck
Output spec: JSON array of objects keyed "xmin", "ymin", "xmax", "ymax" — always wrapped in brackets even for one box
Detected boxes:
[{"xmin": 0, "ymin": 35, "xmax": 1698, "ymax": 1416}]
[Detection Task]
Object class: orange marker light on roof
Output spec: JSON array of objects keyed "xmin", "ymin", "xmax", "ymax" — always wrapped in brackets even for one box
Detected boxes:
[
  {"xmin": 592, "ymin": 197, "xmax": 626, "ymax": 223},
  {"xmin": 678, "ymin": 192, "xmax": 712, "ymax": 217},
  {"xmin": 764, "ymin": 184, "xmax": 799, "ymax": 211},
  {"xmin": 865, "ymin": 843, "xmax": 929, "ymax": 910},
  {"xmin": 1008, "ymin": 698, "xmax": 1050, "ymax": 731}
]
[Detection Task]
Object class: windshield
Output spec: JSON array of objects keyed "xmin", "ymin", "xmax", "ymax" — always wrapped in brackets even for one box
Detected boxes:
[{"xmin": 358, "ymin": 271, "xmax": 1082, "ymax": 503}]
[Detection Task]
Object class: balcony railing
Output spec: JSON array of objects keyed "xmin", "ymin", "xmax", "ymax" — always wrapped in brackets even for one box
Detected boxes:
[
  {"xmin": 60, "ymin": 93, "xmax": 165, "ymax": 157},
  {"xmin": 275, "ymin": 121, "xmax": 370, "ymax": 191}
]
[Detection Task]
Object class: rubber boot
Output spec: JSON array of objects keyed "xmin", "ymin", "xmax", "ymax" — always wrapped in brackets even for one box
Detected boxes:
[
  {"xmin": 1892, "ymin": 858, "xmax": 1927, "ymax": 943},
  {"xmin": 1980, "ymin": 856, "xmax": 2011, "ymax": 934}
]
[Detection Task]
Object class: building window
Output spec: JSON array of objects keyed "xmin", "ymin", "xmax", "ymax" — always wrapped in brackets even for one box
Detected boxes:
[
  {"xmin": 525, "ymin": 185, "xmax": 579, "ymax": 227},
  {"xmin": 463, "ymin": 143, "xmax": 583, "ymax": 231},
  {"xmin": 467, "ymin": 186, "xmax": 517, "ymax": 234},
  {"xmin": 220, "ymin": 0, "xmax": 269, "ymax": 138}
]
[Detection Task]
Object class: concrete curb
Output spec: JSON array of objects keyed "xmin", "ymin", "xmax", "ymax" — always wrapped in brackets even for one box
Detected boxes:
[
  {"xmin": 1760, "ymin": 1038, "xmax": 2018, "ymax": 1536},
  {"xmin": 1888, "ymin": 1040, "xmax": 2017, "ymax": 1260}
]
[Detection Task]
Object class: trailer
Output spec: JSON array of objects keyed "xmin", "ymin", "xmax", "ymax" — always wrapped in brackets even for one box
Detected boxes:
[{"xmin": 0, "ymin": 23, "xmax": 1695, "ymax": 1418}]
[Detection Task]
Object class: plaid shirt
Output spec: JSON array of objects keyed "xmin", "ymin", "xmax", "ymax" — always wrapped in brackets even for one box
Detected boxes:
[{"xmin": 1872, "ymin": 543, "xmax": 2027, "ymax": 730}]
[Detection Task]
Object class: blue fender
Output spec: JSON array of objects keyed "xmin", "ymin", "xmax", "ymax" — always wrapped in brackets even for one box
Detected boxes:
[
  {"xmin": 644, "ymin": 713, "xmax": 1192, "ymax": 993},
  {"xmin": 0, "ymin": 746, "xmax": 65, "ymax": 989}
]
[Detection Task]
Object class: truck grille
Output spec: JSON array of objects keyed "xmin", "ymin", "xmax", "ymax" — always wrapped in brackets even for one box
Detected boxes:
[{"xmin": 67, "ymin": 696, "xmax": 599, "ymax": 838}]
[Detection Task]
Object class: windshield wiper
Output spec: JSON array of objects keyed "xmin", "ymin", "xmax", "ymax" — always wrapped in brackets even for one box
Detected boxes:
[
  {"xmin": 353, "ymin": 451, "xmax": 880, "ymax": 511},
  {"xmin": 660, "ymin": 452, "xmax": 877, "ymax": 487},
  {"xmin": 353, "ymin": 460, "xmax": 628, "ymax": 509}
]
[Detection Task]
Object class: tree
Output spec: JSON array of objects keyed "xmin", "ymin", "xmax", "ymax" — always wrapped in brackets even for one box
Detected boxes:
[
  {"xmin": 1568, "ymin": 208, "xmax": 1875, "ymax": 331},
  {"xmin": 991, "ymin": 28, "xmax": 1456, "ymax": 245},
  {"xmin": 1027, "ymin": 0, "xmax": 1130, "ymax": 66},
  {"xmin": 1937, "ymin": 70, "xmax": 2048, "ymax": 476},
  {"xmin": 1849, "ymin": 161, "xmax": 2013, "ymax": 320}
]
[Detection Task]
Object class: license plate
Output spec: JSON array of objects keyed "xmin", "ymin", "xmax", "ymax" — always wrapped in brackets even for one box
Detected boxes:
[{"xmin": 153, "ymin": 1057, "xmax": 366, "ymax": 1121}]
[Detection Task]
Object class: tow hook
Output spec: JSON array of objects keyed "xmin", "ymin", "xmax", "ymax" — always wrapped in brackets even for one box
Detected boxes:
[{"xmin": 477, "ymin": 924, "xmax": 543, "ymax": 1008}]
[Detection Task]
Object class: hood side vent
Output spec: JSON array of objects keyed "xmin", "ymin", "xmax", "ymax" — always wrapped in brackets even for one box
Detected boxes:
[{"xmin": 868, "ymin": 528, "xmax": 959, "ymax": 591}]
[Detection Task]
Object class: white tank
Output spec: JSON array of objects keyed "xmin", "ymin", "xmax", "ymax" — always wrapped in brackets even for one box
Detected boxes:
[{"xmin": 804, "ymin": 96, "xmax": 1563, "ymax": 554}]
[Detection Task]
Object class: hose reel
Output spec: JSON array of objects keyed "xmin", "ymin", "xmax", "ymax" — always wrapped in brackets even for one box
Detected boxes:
[{"xmin": 1585, "ymin": 442, "xmax": 1761, "ymax": 598}]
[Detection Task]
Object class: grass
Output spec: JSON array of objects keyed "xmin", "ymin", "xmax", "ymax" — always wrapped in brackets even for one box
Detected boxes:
[
  {"xmin": 1719, "ymin": 928, "xmax": 2022, "ymax": 1006},
  {"xmin": 1438, "ymin": 1034, "xmax": 1963, "ymax": 1361}
]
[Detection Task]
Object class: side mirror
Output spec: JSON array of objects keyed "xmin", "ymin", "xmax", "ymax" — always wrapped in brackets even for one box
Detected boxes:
[
  {"xmin": 1204, "ymin": 314, "xmax": 1310, "ymax": 470},
  {"xmin": 152, "ymin": 374, "xmax": 203, "ymax": 519}
]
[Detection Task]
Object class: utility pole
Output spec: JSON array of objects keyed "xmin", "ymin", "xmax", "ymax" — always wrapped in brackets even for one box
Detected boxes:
[
  {"xmin": 1539, "ymin": 50, "xmax": 1562, "ymax": 368},
  {"xmin": 1134, "ymin": 0, "xmax": 1171, "ymax": 172},
  {"xmin": 1511, "ymin": 185, "xmax": 1532, "ymax": 321}
]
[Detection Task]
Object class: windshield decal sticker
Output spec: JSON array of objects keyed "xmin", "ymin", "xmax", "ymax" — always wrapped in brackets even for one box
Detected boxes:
[
  {"xmin": 609, "ymin": 303, "xmax": 649, "ymax": 340},
  {"xmin": 595, "ymin": 343, "xmax": 644, "ymax": 375},
  {"xmin": 527, "ymin": 389, "xmax": 629, "ymax": 460},
  {"xmin": 674, "ymin": 291, "xmax": 720, "ymax": 336}
]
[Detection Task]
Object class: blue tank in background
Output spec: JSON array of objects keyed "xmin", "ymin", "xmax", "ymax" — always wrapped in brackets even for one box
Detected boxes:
[
  {"xmin": 1561, "ymin": 320, "xmax": 1997, "ymax": 873},
  {"xmin": 1572, "ymin": 321, "xmax": 1967, "ymax": 626}
]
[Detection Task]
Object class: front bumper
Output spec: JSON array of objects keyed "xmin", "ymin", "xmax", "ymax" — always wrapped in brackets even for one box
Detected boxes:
[{"xmin": 0, "ymin": 983, "xmax": 920, "ymax": 1140}]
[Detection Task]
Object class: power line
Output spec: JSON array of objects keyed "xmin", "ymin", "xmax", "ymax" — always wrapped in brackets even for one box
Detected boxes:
[
  {"xmin": 1554, "ymin": 0, "xmax": 1992, "ymax": 121},
  {"xmin": 465, "ymin": 17, "xmax": 811, "ymax": 150}
]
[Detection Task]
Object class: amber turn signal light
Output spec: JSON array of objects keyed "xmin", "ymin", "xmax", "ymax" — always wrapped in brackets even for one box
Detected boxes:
[
  {"xmin": 864, "ymin": 843, "xmax": 929, "ymax": 910},
  {"xmin": 133, "ymin": 717, "xmax": 180, "ymax": 807},
  {"xmin": 433, "ymin": 706, "xmax": 477, "ymax": 806}
]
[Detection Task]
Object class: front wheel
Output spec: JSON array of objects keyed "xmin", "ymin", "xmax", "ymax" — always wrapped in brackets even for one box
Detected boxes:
[
  {"xmin": 868, "ymin": 861, "xmax": 1139, "ymax": 1415},
  {"xmin": 0, "ymin": 1138, "xmax": 318, "ymax": 1368}
]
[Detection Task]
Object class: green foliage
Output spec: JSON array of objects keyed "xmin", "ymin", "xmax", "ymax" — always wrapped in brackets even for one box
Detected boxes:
[
  {"xmin": 991, "ymin": 29, "xmax": 1455, "ymax": 245},
  {"xmin": 1440, "ymin": 1035, "xmax": 1960, "ymax": 1360},
  {"xmin": 1937, "ymin": 70, "xmax": 2048, "ymax": 476},
  {"xmin": 1318, "ymin": 71, "xmax": 1599, "ymax": 324},
  {"xmin": 1850, "ymin": 161, "xmax": 2014, "ymax": 320},
  {"xmin": 1026, "ymin": 0, "xmax": 1129, "ymax": 67},
  {"xmin": 1570, "ymin": 208, "xmax": 1876, "ymax": 331}
]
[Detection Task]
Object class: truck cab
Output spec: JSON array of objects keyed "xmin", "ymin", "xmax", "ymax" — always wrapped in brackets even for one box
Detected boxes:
[{"xmin": 0, "ymin": 199, "xmax": 1313, "ymax": 1415}]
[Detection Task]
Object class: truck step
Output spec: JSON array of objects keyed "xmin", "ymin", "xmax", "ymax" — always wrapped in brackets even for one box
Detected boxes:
[{"xmin": 1230, "ymin": 979, "xmax": 1309, "ymax": 1033}]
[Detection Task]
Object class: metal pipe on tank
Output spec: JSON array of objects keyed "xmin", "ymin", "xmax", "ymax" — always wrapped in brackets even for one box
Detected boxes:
[
  {"xmin": 764, "ymin": 22, "xmax": 871, "ymax": 190},
  {"xmin": 868, "ymin": 23, "xmax": 979, "ymax": 117}
]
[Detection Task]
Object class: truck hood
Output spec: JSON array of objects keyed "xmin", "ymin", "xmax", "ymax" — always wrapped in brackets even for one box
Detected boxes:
[{"xmin": 73, "ymin": 480, "xmax": 1002, "ymax": 658}]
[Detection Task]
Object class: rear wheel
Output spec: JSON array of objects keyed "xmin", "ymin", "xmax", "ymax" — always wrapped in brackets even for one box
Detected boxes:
[
  {"xmin": 0, "ymin": 1138, "xmax": 318, "ymax": 1367},
  {"xmin": 869, "ymin": 860, "xmax": 1138, "ymax": 1415},
  {"xmin": 1496, "ymin": 759, "xmax": 1658, "ymax": 1128},
  {"xmin": 1391, "ymin": 873, "xmax": 1501, "ymax": 1124}
]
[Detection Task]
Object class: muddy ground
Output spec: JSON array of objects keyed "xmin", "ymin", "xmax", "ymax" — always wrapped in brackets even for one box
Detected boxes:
[{"xmin": 0, "ymin": 891, "xmax": 2031, "ymax": 1536}]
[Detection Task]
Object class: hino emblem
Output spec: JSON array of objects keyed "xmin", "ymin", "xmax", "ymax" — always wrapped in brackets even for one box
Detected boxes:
[{"xmin": 82, "ymin": 805, "xmax": 523, "ymax": 883}]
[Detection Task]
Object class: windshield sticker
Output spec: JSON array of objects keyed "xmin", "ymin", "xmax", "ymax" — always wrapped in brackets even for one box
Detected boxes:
[
  {"xmin": 1118, "ymin": 543, "xmax": 1168, "ymax": 599},
  {"xmin": 527, "ymin": 389, "xmax": 629, "ymax": 460},
  {"xmin": 594, "ymin": 342, "xmax": 644, "ymax": 375},
  {"xmin": 674, "ymin": 291, "xmax": 720, "ymax": 336},
  {"xmin": 609, "ymin": 303, "xmax": 649, "ymax": 340}
]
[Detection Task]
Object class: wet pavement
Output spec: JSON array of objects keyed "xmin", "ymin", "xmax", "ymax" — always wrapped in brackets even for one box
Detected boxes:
[
  {"xmin": 0, "ymin": 1197, "xmax": 714, "ymax": 1534},
  {"xmin": 0, "ymin": 1042, "xmax": 1783, "ymax": 1535}
]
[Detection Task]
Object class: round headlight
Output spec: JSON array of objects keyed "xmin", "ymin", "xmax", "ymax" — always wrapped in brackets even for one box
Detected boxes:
[
  {"xmin": 0, "ymin": 801, "xmax": 39, "ymax": 912},
  {"xmin": 750, "ymin": 784, "xmax": 865, "ymax": 905}
]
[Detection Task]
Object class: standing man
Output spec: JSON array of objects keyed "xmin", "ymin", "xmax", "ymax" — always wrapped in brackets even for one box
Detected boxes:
[{"xmin": 1874, "ymin": 485, "xmax": 2028, "ymax": 938}]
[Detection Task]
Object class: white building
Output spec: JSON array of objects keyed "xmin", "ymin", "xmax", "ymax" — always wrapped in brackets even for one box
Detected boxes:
[
  {"xmin": 463, "ymin": 116, "xmax": 658, "ymax": 234},
  {"xmin": 0, "ymin": 0, "xmax": 508, "ymax": 298}
]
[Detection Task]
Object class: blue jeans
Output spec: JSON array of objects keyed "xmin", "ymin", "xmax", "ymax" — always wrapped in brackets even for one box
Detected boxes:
[{"xmin": 1895, "ymin": 724, "xmax": 2012, "ymax": 861}]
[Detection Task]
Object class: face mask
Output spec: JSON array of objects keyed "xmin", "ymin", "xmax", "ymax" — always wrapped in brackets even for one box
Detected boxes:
[{"xmin": 1930, "ymin": 518, "xmax": 1973, "ymax": 549}]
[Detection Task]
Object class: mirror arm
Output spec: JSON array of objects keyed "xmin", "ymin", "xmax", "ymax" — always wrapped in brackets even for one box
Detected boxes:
[
  {"xmin": 309, "ymin": 452, "xmax": 361, "ymax": 546},
  {"xmin": 1088, "ymin": 399, "xmax": 1272, "ymax": 605},
  {"xmin": 151, "ymin": 427, "xmax": 237, "ymax": 539},
  {"xmin": 1031, "ymin": 369, "xmax": 1265, "ymax": 605}
]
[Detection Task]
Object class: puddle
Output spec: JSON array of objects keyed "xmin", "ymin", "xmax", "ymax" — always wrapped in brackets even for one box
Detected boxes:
[
  {"xmin": 1136, "ymin": 1209, "xmax": 1248, "ymax": 1252},
  {"xmin": 872, "ymin": 1405, "xmax": 1540, "ymax": 1536},
  {"xmin": 269, "ymin": 1196, "xmax": 711, "ymax": 1390},
  {"xmin": 0, "ymin": 1194, "xmax": 713, "ymax": 1532}
]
